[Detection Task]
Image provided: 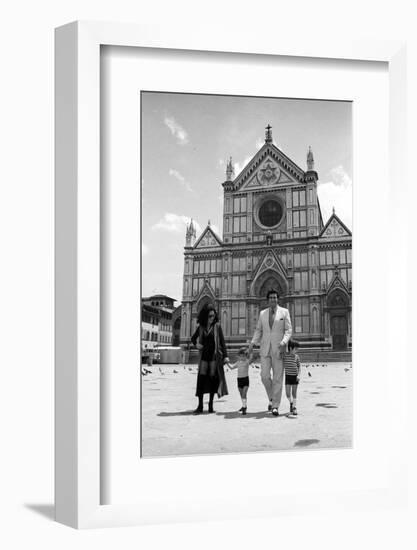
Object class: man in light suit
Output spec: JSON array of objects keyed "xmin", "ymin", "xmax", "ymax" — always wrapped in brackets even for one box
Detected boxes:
[{"xmin": 248, "ymin": 289, "xmax": 292, "ymax": 416}]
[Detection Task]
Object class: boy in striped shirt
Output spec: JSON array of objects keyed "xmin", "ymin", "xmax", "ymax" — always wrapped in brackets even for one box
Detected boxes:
[{"xmin": 283, "ymin": 340, "xmax": 301, "ymax": 415}]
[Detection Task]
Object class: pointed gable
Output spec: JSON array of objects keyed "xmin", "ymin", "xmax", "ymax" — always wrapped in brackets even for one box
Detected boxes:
[
  {"xmin": 327, "ymin": 267, "xmax": 350, "ymax": 296},
  {"xmin": 230, "ymin": 143, "xmax": 306, "ymax": 192},
  {"xmin": 195, "ymin": 278, "xmax": 217, "ymax": 303},
  {"xmin": 250, "ymin": 249, "xmax": 287, "ymax": 285},
  {"xmin": 194, "ymin": 225, "xmax": 223, "ymax": 249},
  {"xmin": 320, "ymin": 213, "xmax": 351, "ymax": 239}
]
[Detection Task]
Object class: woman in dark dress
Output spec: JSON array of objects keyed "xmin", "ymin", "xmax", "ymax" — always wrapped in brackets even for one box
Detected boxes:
[{"xmin": 191, "ymin": 304, "xmax": 229, "ymax": 414}]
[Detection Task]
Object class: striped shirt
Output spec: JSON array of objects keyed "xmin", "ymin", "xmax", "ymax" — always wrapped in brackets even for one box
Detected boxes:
[{"xmin": 283, "ymin": 352, "xmax": 300, "ymax": 376}]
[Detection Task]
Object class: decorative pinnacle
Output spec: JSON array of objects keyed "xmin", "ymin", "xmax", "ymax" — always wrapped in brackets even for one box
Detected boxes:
[
  {"xmin": 265, "ymin": 124, "xmax": 273, "ymax": 144},
  {"xmin": 208, "ymin": 219, "xmax": 211, "ymax": 226},
  {"xmin": 332, "ymin": 206, "xmax": 335, "ymax": 215},
  {"xmin": 307, "ymin": 146, "xmax": 314, "ymax": 171},
  {"xmin": 226, "ymin": 157, "xmax": 234, "ymax": 181},
  {"xmin": 186, "ymin": 218, "xmax": 196, "ymax": 236}
]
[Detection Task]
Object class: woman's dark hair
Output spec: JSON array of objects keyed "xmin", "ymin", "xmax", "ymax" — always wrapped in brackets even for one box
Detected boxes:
[
  {"xmin": 266, "ymin": 288, "xmax": 279, "ymax": 299},
  {"xmin": 288, "ymin": 339, "xmax": 300, "ymax": 351},
  {"xmin": 197, "ymin": 303, "xmax": 219, "ymax": 326}
]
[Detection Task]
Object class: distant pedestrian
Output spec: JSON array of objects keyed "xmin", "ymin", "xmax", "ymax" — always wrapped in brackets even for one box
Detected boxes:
[
  {"xmin": 191, "ymin": 304, "xmax": 229, "ymax": 414},
  {"xmin": 283, "ymin": 340, "xmax": 301, "ymax": 415},
  {"xmin": 228, "ymin": 347, "xmax": 253, "ymax": 415}
]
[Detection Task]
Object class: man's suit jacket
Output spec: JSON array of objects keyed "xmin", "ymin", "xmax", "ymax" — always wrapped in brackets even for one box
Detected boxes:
[{"xmin": 251, "ymin": 306, "xmax": 292, "ymax": 358}]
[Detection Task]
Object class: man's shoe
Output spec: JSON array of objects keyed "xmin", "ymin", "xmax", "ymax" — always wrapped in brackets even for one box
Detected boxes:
[
  {"xmin": 208, "ymin": 404, "xmax": 215, "ymax": 413},
  {"xmin": 241, "ymin": 407, "xmax": 247, "ymax": 415},
  {"xmin": 272, "ymin": 408, "xmax": 279, "ymax": 417},
  {"xmin": 193, "ymin": 407, "xmax": 203, "ymax": 415}
]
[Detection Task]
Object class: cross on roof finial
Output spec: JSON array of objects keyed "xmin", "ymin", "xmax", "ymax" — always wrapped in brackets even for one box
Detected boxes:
[
  {"xmin": 332, "ymin": 206, "xmax": 336, "ymax": 215},
  {"xmin": 265, "ymin": 124, "xmax": 273, "ymax": 144}
]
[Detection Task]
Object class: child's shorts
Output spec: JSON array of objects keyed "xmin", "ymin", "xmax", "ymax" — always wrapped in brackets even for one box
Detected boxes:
[
  {"xmin": 285, "ymin": 374, "xmax": 299, "ymax": 385},
  {"xmin": 237, "ymin": 376, "xmax": 249, "ymax": 388}
]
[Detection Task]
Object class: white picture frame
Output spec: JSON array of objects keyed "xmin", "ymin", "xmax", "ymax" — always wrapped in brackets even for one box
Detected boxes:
[{"xmin": 55, "ymin": 21, "xmax": 407, "ymax": 529}]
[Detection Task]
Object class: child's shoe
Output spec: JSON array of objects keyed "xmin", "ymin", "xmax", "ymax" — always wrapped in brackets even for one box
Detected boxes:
[
  {"xmin": 290, "ymin": 403, "xmax": 293, "ymax": 414},
  {"xmin": 292, "ymin": 406, "xmax": 297, "ymax": 416}
]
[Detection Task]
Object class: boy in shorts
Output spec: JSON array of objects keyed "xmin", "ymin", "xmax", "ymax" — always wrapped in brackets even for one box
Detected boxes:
[
  {"xmin": 283, "ymin": 339, "xmax": 301, "ymax": 415},
  {"xmin": 228, "ymin": 347, "xmax": 253, "ymax": 415}
]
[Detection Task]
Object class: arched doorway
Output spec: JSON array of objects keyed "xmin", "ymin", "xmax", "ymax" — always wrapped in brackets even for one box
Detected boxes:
[
  {"xmin": 327, "ymin": 290, "xmax": 350, "ymax": 350},
  {"xmin": 251, "ymin": 269, "xmax": 288, "ymax": 309}
]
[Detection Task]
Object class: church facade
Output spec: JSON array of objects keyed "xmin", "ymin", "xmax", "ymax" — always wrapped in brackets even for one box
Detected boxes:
[{"xmin": 180, "ymin": 126, "xmax": 352, "ymax": 354}]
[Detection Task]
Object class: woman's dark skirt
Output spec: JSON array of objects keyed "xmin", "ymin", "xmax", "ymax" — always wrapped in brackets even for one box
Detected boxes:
[{"xmin": 195, "ymin": 355, "xmax": 228, "ymax": 398}]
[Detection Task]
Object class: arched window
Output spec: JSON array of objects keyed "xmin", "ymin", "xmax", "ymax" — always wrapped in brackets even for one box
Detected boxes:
[{"xmin": 312, "ymin": 307, "xmax": 319, "ymax": 332}]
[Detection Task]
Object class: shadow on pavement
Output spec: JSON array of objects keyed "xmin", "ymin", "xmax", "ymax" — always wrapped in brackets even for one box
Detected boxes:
[
  {"xmin": 294, "ymin": 438, "xmax": 320, "ymax": 447},
  {"xmin": 216, "ymin": 411, "xmax": 290, "ymax": 420},
  {"xmin": 157, "ymin": 409, "xmax": 294, "ymax": 419},
  {"xmin": 158, "ymin": 410, "xmax": 197, "ymax": 416}
]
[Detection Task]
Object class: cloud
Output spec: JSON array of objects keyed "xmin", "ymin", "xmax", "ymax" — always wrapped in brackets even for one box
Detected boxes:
[
  {"xmin": 318, "ymin": 165, "xmax": 352, "ymax": 229},
  {"xmin": 168, "ymin": 168, "xmax": 193, "ymax": 192},
  {"xmin": 152, "ymin": 213, "xmax": 202, "ymax": 233},
  {"xmin": 164, "ymin": 116, "xmax": 189, "ymax": 145},
  {"xmin": 328, "ymin": 165, "xmax": 352, "ymax": 188},
  {"xmin": 234, "ymin": 156, "xmax": 253, "ymax": 177}
]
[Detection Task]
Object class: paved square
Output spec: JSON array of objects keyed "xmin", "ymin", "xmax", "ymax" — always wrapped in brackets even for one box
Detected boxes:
[{"xmin": 141, "ymin": 362, "xmax": 352, "ymax": 457}]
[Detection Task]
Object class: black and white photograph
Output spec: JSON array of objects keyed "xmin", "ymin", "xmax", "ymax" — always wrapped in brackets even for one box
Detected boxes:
[
  {"xmin": 140, "ymin": 91, "xmax": 352, "ymax": 458},
  {"xmin": 3, "ymin": 0, "xmax": 414, "ymax": 541}
]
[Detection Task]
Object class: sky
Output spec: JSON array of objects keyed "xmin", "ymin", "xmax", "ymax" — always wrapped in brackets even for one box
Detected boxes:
[{"xmin": 141, "ymin": 92, "xmax": 352, "ymax": 303}]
